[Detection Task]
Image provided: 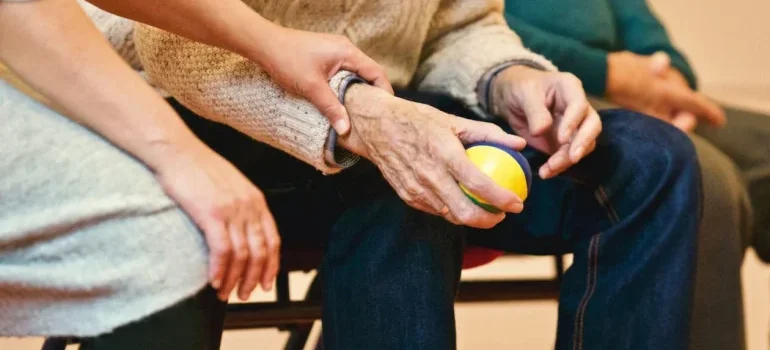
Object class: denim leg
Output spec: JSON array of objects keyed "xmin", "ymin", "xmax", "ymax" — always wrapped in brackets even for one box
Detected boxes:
[
  {"xmin": 561, "ymin": 111, "xmax": 700, "ymax": 350},
  {"xmin": 470, "ymin": 110, "xmax": 701, "ymax": 350},
  {"xmin": 321, "ymin": 192, "xmax": 464, "ymax": 350},
  {"xmin": 171, "ymin": 98, "xmax": 465, "ymax": 350}
]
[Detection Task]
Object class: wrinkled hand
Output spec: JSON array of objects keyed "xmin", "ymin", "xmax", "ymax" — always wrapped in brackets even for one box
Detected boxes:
[
  {"xmin": 607, "ymin": 51, "xmax": 725, "ymax": 132},
  {"xmin": 153, "ymin": 141, "xmax": 280, "ymax": 301},
  {"xmin": 256, "ymin": 26, "xmax": 393, "ymax": 135},
  {"xmin": 338, "ymin": 84, "xmax": 527, "ymax": 229},
  {"xmin": 490, "ymin": 65, "xmax": 602, "ymax": 179}
]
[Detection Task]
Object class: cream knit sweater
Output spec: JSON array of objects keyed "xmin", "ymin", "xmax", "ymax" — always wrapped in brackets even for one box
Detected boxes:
[{"xmin": 134, "ymin": 0, "xmax": 556, "ymax": 174}]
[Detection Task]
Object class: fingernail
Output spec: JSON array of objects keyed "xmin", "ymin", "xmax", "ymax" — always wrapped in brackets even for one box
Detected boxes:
[
  {"xmin": 211, "ymin": 279, "xmax": 222, "ymax": 289},
  {"xmin": 239, "ymin": 292, "xmax": 249, "ymax": 301},
  {"xmin": 265, "ymin": 281, "xmax": 273, "ymax": 291},
  {"xmin": 334, "ymin": 119, "xmax": 350, "ymax": 135},
  {"xmin": 511, "ymin": 202, "xmax": 524, "ymax": 213}
]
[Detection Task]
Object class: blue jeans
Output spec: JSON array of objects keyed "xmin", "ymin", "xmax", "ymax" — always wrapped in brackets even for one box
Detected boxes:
[{"xmin": 172, "ymin": 91, "xmax": 701, "ymax": 350}]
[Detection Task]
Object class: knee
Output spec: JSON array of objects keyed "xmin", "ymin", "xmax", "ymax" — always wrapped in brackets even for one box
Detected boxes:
[
  {"xmin": 590, "ymin": 110, "xmax": 701, "ymax": 224},
  {"xmin": 691, "ymin": 135, "xmax": 752, "ymax": 250},
  {"xmin": 598, "ymin": 109, "xmax": 699, "ymax": 182}
]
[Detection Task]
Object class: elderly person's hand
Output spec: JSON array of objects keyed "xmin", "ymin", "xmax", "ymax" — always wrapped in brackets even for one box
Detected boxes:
[
  {"xmin": 338, "ymin": 84, "xmax": 527, "ymax": 229},
  {"xmin": 606, "ymin": 51, "xmax": 725, "ymax": 132},
  {"xmin": 489, "ymin": 66, "xmax": 602, "ymax": 179}
]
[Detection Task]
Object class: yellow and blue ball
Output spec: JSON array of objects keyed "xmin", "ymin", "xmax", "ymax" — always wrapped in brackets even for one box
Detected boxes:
[{"xmin": 460, "ymin": 142, "xmax": 532, "ymax": 213}]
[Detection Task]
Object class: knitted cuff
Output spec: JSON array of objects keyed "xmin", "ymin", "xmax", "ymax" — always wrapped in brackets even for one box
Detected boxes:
[
  {"xmin": 474, "ymin": 60, "xmax": 551, "ymax": 121},
  {"xmin": 323, "ymin": 73, "xmax": 367, "ymax": 169}
]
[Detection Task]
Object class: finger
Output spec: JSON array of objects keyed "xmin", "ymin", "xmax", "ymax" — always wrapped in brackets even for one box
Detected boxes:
[
  {"xmin": 455, "ymin": 118, "xmax": 527, "ymax": 150},
  {"xmin": 555, "ymin": 96, "xmax": 590, "ymax": 144},
  {"xmin": 510, "ymin": 90, "xmax": 553, "ymax": 136},
  {"xmin": 342, "ymin": 49, "xmax": 394, "ymax": 94},
  {"xmin": 304, "ymin": 82, "xmax": 351, "ymax": 135},
  {"xmin": 539, "ymin": 144, "xmax": 572, "ymax": 179},
  {"xmin": 219, "ymin": 212, "xmax": 249, "ymax": 301},
  {"xmin": 443, "ymin": 143, "xmax": 523, "ymax": 214},
  {"xmin": 238, "ymin": 219, "xmax": 266, "ymax": 300},
  {"xmin": 649, "ymin": 51, "xmax": 671, "ymax": 76},
  {"xmin": 671, "ymin": 111, "xmax": 698, "ymax": 132},
  {"xmin": 199, "ymin": 219, "xmax": 231, "ymax": 291},
  {"xmin": 568, "ymin": 108, "xmax": 602, "ymax": 163},
  {"xmin": 584, "ymin": 140, "xmax": 597, "ymax": 156},
  {"xmin": 259, "ymin": 209, "xmax": 281, "ymax": 291},
  {"xmin": 434, "ymin": 168, "xmax": 506, "ymax": 229},
  {"xmin": 404, "ymin": 171, "xmax": 447, "ymax": 215},
  {"xmin": 663, "ymin": 86, "xmax": 726, "ymax": 127}
]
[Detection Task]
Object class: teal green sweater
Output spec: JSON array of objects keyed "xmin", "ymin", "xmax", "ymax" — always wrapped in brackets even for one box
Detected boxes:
[{"xmin": 504, "ymin": 0, "xmax": 697, "ymax": 96}]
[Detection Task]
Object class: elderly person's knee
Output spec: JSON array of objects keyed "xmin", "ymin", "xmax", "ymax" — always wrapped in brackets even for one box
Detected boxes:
[{"xmin": 691, "ymin": 134, "xmax": 753, "ymax": 251}]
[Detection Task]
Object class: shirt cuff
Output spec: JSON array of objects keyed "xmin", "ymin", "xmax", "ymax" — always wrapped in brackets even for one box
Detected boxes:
[
  {"xmin": 474, "ymin": 60, "xmax": 551, "ymax": 121},
  {"xmin": 323, "ymin": 74, "xmax": 367, "ymax": 169}
]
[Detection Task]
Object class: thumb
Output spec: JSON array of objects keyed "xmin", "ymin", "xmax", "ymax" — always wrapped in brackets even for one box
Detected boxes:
[
  {"xmin": 455, "ymin": 118, "xmax": 527, "ymax": 150},
  {"xmin": 649, "ymin": 51, "xmax": 671, "ymax": 76},
  {"xmin": 307, "ymin": 85, "xmax": 351, "ymax": 135}
]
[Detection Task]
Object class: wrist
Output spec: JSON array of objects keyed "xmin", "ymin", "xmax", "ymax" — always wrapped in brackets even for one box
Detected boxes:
[
  {"xmin": 488, "ymin": 65, "xmax": 535, "ymax": 117},
  {"xmin": 605, "ymin": 53, "xmax": 627, "ymax": 98},
  {"xmin": 336, "ymin": 84, "xmax": 396, "ymax": 159}
]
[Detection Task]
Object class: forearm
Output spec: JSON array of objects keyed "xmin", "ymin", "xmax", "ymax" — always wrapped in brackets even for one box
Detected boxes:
[
  {"xmin": 86, "ymin": 0, "xmax": 277, "ymax": 66},
  {"xmin": 133, "ymin": 23, "xmax": 358, "ymax": 174},
  {"xmin": 0, "ymin": 0, "xmax": 204, "ymax": 171}
]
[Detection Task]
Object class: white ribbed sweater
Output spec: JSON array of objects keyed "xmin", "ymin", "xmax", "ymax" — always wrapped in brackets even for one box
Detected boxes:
[{"xmin": 133, "ymin": 0, "xmax": 556, "ymax": 174}]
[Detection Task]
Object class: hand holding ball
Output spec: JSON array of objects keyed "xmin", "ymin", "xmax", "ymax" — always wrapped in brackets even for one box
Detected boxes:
[{"xmin": 461, "ymin": 142, "xmax": 532, "ymax": 213}]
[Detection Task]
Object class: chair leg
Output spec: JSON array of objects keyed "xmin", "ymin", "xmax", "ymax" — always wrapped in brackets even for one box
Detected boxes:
[
  {"xmin": 554, "ymin": 254, "xmax": 565, "ymax": 283},
  {"xmin": 41, "ymin": 338, "xmax": 68, "ymax": 350},
  {"xmin": 284, "ymin": 273, "xmax": 322, "ymax": 350}
]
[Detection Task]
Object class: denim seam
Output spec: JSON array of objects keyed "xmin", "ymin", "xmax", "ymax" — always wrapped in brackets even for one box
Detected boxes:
[
  {"xmin": 573, "ymin": 232, "xmax": 600, "ymax": 350},
  {"xmin": 573, "ymin": 186, "xmax": 620, "ymax": 349},
  {"xmin": 596, "ymin": 186, "xmax": 620, "ymax": 222}
]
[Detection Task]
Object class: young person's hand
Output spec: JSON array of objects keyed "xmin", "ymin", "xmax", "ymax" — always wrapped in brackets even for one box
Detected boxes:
[
  {"xmin": 256, "ymin": 27, "xmax": 393, "ymax": 136},
  {"xmin": 154, "ymin": 141, "xmax": 280, "ymax": 302},
  {"xmin": 490, "ymin": 66, "xmax": 602, "ymax": 179}
]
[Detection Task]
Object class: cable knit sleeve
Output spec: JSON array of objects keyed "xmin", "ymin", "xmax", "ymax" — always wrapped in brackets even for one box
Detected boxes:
[
  {"xmin": 414, "ymin": 0, "xmax": 557, "ymax": 115},
  {"xmin": 132, "ymin": 24, "xmax": 358, "ymax": 174}
]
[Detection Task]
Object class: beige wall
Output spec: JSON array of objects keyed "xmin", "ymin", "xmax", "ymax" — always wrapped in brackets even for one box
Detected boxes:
[{"xmin": 649, "ymin": 0, "xmax": 770, "ymax": 89}]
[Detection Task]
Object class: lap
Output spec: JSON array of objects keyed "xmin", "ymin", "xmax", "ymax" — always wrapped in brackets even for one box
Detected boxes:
[
  {"xmin": 0, "ymin": 81, "xmax": 208, "ymax": 337},
  {"xmin": 696, "ymin": 106, "xmax": 770, "ymax": 173},
  {"xmin": 697, "ymin": 105, "xmax": 770, "ymax": 261},
  {"xmin": 171, "ymin": 93, "xmax": 695, "ymax": 257}
]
